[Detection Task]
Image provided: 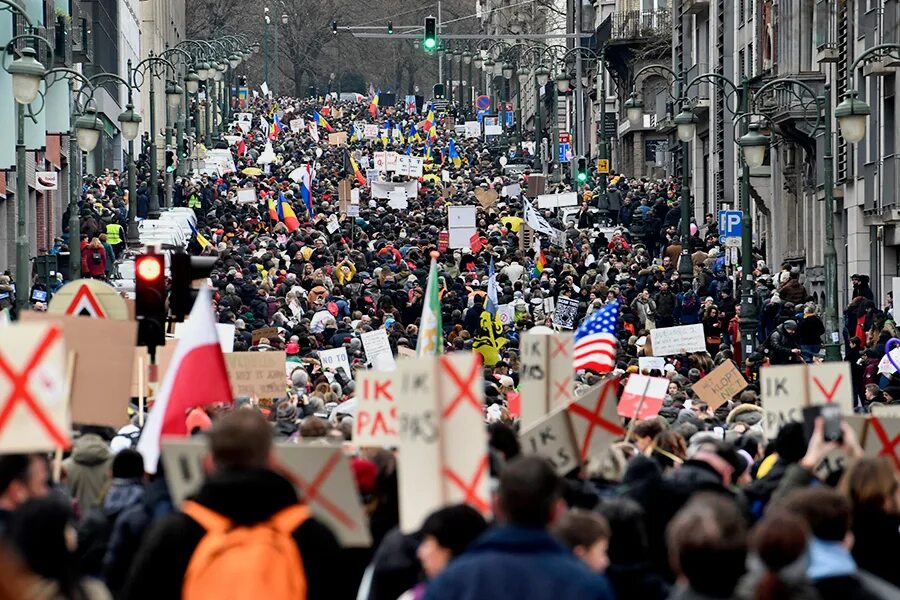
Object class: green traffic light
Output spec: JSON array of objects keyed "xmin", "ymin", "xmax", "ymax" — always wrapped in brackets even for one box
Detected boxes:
[
  {"xmin": 424, "ymin": 38, "xmax": 436, "ymax": 50},
  {"xmin": 576, "ymin": 172, "xmax": 588, "ymax": 183}
]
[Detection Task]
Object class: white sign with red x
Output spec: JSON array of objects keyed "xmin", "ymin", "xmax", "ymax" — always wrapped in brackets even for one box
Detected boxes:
[
  {"xmin": 0, "ymin": 323, "xmax": 71, "ymax": 452},
  {"xmin": 864, "ymin": 416, "xmax": 900, "ymax": 472},
  {"xmin": 396, "ymin": 352, "xmax": 489, "ymax": 533},
  {"xmin": 567, "ymin": 378, "xmax": 625, "ymax": 461},
  {"xmin": 519, "ymin": 332, "xmax": 574, "ymax": 429}
]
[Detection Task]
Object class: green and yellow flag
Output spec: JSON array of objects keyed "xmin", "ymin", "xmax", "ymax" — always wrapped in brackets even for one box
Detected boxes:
[{"xmin": 416, "ymin": 254, "xmax": 443, "ymax": 356}]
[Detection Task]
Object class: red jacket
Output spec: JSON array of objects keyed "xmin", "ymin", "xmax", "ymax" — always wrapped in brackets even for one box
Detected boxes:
[{"xmin": 82, "ymin": 245, "xmax": 107, "ymax": 277}]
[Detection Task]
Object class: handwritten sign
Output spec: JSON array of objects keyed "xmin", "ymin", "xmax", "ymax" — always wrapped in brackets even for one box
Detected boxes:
[
  {"xmin": 519, "ymin": 331, "xmax": 574, "ymax": 429},
  {"xmin": 251, "ymin": 326, "xmax": 279, "ymax": 344},
  {"xmin": 360, "ymin": 329, "xmax": 395, "ymax": 371},
  {"xmin": 638, "ymin": 356, "xmax": 666, "ymax": 372},
  {"xmin": 328, "ymin": 132, "xmax": 348, "ymax": 145},
  {"xmin": 354, "ymin": 371, "xmax": 397, "ymax": 447},
  {"xmin": 224, "ymin": 351, "xmax": 286, "ymax": 398},
  {"xmin": 519, "ymin": 407, "xmax": 579, "ymax": 475},
  {"xmin": 691, "ymin": 361, "xmax": 748, "ymax": 411},
  {"xmin": 319, "ymin": 347, "xmax": 351, "ymax": 378},
  {"xmin": 761, "ymin": 365, "xmax": 808, "ymax": 439},
  {"xmin": 553, "ymin": 297, "xmax": 580, "ymax": 330},
  {"xmin": 649, "ymin": 324, "xmax": 706, "ymax": 356}
]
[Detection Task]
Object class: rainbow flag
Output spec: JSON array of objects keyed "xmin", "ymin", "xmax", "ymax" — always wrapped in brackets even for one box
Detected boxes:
[
  {"xmin": 533, "ymin": 243, "xmax": 546, "ymax": 277},
  {"xmin": 313, "ymin": 111, "xmax": 333, "ymax": 132}
]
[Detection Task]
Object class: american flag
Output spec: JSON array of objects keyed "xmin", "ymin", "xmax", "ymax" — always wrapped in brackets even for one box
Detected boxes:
[{"xmin": 574, "ymin": 301, "xmax": 620, "ymax": 374}]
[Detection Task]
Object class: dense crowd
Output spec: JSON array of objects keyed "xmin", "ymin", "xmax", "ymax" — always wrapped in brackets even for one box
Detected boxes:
[{"xmin": 1, "ymin": 92, "xmax": 899, "ymax": 600}]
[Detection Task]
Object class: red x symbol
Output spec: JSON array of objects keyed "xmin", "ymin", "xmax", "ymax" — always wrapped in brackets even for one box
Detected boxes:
[
  {"xmin": 0, "ymin": 327, "xmax": 69, "ymax": 449},
  {"xmin": 443, "ymin": 455, "xmax": 490, "ymax": 513},
  {"xmin": 288, "ymin": 450, "xmax": 357, "ymax": 530},
  {"xmin": 869, "ymin": 418, "xmax": 900, "ymax": 471},
  {"xmin": 441, "ymin": 356, "xmax": 482, "ymax": 419},
  {"xmin": 553, "ymin": 376, "xmax": 573, "ymax": 404},
  {"xmin": 568, "ymin": 381, "xmax": 624, "ymax": 459},
  {"xmin": 551, "ymin": 337, "xmax": 570, "ymax": 359}
]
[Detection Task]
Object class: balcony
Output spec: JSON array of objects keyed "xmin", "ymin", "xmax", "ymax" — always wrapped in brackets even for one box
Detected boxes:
[
  {"xmin": 882, "ymin": 155, "xmax": 900, "ymax": 215},
  {"xmin": 685, "ymin": 0, "xmax": 710, "ymax": 15},
  {"xmin": 608, "ymin": 10, "xmax": 672, "ymax": 43},
  {"xmin": 684, "ymin": 63, "xmax": 711, "ymax": 113},
  {"xmin": 814, "ymin": 0, "xmax": 839, "ymax": 64}
]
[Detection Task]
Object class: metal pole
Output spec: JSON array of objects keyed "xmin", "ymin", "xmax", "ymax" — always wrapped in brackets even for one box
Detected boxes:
[
  {"xmin": 68, "ymin": 83, "xmax": 80, "ymax": 279},
  {"xmin": 459, "ymin": 53, "xmax": 463, "ymax": 115},
  {"xmin": 263, "ymin": 24, "xmax": 269, "ymax": 86},
  {"xmin": 574, "ymin": 1, "xmax": 584, "ymax": 158},
  {"xmin": 738, "ymin": 78, "xmax": 758, "ymax": 357},
  {"xmin": 437, "ymin": 0, "xmax": 443, "ymax": 85},
  {"xmin": 148, "ymin": 70, "xmax": 160, "ymax": 219},
  {"xmin": 677, "ymin": 70, "xmax": 692, "ymax": 281},
  {"xmin": 165, "ymin": 103, "xmax": 174, "ymax": 209},
  {"xmin": 126, "ymin": 140, "xmax": 138, "ymax": 245},
  {"xmin": 206, "ymin": 82, "xmax": 212, "ymax": 146},
  {"xmin": 273, "ymin": 22, "xmax": 279, "ymax": 97},
  {"xmin": 468, "ymin": 60, "xmax": 473, "ymax": 116},
  {"xmin": 534, "ymin": 72, "xmax": 543, "ymax": 171},
  {"xmin": 15, "ymin": 103, "xmax": 29, "ymax": 311},
  {"xmin": 176, "ymin": 83, "xmax": 186, "ymax": 177},
  {"xmin": 598, "ymin": 47, "xmax": 607, "ymax": 205},
  {"xmin": 822, "ymin": 84, "xmax": 841, "ymax": 361}
]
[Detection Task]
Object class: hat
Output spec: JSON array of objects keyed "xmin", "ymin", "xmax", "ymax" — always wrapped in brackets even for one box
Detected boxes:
[
  {"xmin": 783, "ymin": 320, "xmax": 798, "ymax": 330},
  {"xmin": 276, "ymin": 401, "xmax": 299, "ymax": 422},
  {"xmin": 496, "ymin": 375, "xmax": 514, "ymax": 388},
  {"xmin": 186, "ymin": 408, "xmax": 213, "ymax": 433},
  {"xmin": 350, "ymin": 457, "xmax": 377, "ymax": 497},
  {"xmin": 285, "ymin": 342, "xmax": 300, "ymax": 355}
]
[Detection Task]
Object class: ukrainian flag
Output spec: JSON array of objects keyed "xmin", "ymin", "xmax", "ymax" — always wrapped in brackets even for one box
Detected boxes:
[{"xmin": 448, "ymin": 138, "xmax": 461, "ymax": 168}]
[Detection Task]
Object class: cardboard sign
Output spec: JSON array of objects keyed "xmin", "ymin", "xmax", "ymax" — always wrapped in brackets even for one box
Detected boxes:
[
  {"xmin": 326, "ymin": 215, "xmax": 341, "ymax": 234},
  {"xmin": 0, "ymin": 322, "xmax": 71, "ymax": 452},
  {"xmin": 806, "ymin": 363, "xmax": 854, "ymax": 415},
  {"xmin": 22, "ymin": 313, "xmax": 135, "ymax": 428},
  {"xmin": 162, "ymin": 440, "xmax": 372, "ymax": 546},
  {"xmin": 475, "ymin": 187, "xmax": 498, "ymax": 208},
  {"xmin": 567, "ymin": 378, "xmax": 625, "ymax": 461},
  {"xmin": 236, "ymin": 188, "xmax": 257, "ymax": 204},
  {"xmin": 617, "ymin": 374, "xmax": 668, "ymax": 420},
  {"xmin": 691, "ymin": 361, "xmax": 748, "ymax": 411},
  {"xmin": 328, "ymin": 132, "xmax": 348, "ymax": 145},
  {"xmin": 396, "ymin": 354, "xmax": 488, "ymax": 533},
  {"xmin": 526, "ymin": 174, "xmax": 546, "ymax": 198},
  {"xmin": 251, "ymin": 326, "xmax": 279, "ymax": 344},
  {"xmin": 552, "ymin": 297, "xmax": 580, "ymax": 330},
  {"xmin": 319, "ymin": 347, "xmax": 351, "ymax": 378},
  {"xmin": 519, "ymin": 407, "xmax": 580, "ymax": 475},
  {"xmin": 360, "ymin": 329, "xmax": 395, "ymax": 371},
  {"xmin": 289, "ymin": 118, "xmax": 303, "ymax": 133},
  {"xmin": 224, "ymin": 351, "xmax": 286, "ymax": 398},
  {"xmin": 519, "ymin": 332, "xmax": 575, "ymax": 429},
  {"xmin": 501, "ymin": 183, "xmax": 521, "ymax": 198},
  {"xmin": 760, "ymin": 364, "xmax": 809, "ymax": 439},
  {"xmin": 649, "ymin": 324, "xmax": 706, "ymax": 356},
  {"xmin": 354, "ymin": 371, "xmax": 397, "ymax": 446},
  {"xmin": 397, "ymin": 346, "xmax": 417, "ymax": 359},
  {"xmin": 863, "ymin": 416, "xmax": 900, "ymax": 470}
]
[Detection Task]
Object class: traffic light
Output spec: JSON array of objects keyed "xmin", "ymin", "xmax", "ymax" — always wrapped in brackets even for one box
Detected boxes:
[
  {"xmin": 165, "ymin": 149, "xmax": 176, "ymax": 172},
  {"xmin": 135, "ymin": 252, "xmax": 166, "ymax": 349},
  {"xmin": 170, "ymin": 252, "xmax": 219, "ymax": 321},
  {"xmin": 423, "ymin": 16, "xmax": 437, "ymax": 51},
  {"xmin": 433, "ymin": 83, "xmax": 445, "ymax": 99},
  {"xmin": 388, "ymin": 20, "xmax": 393, "ymax": 34},
  {"xmin": 331, "ymin": 19, "xmax": 338, "ymax": 35},
  {"xmin": 575, "ymin": 156, "xmax": 589, "ymax": 184}
]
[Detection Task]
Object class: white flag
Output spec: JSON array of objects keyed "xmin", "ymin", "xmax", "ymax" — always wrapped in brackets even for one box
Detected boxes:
[{"xmin": 523, "ymin": 197, "xmax": 557, "ymax": 236}]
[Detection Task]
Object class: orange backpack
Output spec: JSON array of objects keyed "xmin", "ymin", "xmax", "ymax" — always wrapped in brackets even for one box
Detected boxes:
[{"xmin": 181, "ymin": 500, "xmax": 310, "ymax": 600}]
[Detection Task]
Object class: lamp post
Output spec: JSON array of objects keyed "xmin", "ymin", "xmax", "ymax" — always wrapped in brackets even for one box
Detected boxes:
[{"xmin": 263, "ymin": 7, "xmax": 270, "ymax": 87}]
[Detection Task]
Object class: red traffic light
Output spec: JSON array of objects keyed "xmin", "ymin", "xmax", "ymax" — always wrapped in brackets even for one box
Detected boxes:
[{"xmin": 136, "ymin": 255, "xmax": 163, "ymax": 281}]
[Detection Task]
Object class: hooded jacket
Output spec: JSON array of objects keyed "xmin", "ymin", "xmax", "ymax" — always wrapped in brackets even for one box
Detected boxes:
[
  {"xmin": 122, "ymin": 467, "xmax": 342, "ymax": 600},
  {"xmin": 63, "ymin": 433, "xmax": 112, "ymax": 514}
]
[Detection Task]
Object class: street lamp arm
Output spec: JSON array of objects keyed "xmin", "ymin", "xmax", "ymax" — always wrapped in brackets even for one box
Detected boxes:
[
  {"xmin": 846, "ymin": 43, "xmax": 900, "ymax": 89},
  {"xmin": 561, "ymin": 46, "xmax": 601, "ymax": 62},
  {"xmin": 133, "ymin": 55, "xmax": 176, "ymax": 84},
  {"xmin": 752, "ymin": 77, "xmax": 824, "ymax": 133},
  {"xmin": 160, "ymin": 46, "xmax": 193, "ymax": 67},
  {"xmin": 0, "ymin": 0, "xmax": 31, "ymax": 26},
  {"xmin": 2, "ymin": 33, "xmax": 54, "ymax": 71},
  {"xmin": 680, "ymin": 72, "xmax": 741, "ymax": 114}
]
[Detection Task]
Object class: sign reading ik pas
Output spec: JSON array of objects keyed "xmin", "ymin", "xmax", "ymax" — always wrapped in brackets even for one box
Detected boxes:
[
  {"xmin": 161, "ymin": 440, "xmax": 372, "ymax": 547},
  {"xmin": 354, "ymin": 371, "xmax": 397, "ymax": 447},
  {"xmin": 760, "ymin": 362, "xmax": 855, "ymax": 439},
  {"xmin": 518, "ymin": 331, "xmax": 574, "ymax": 429},
  {"xmin": 395, "ymin": 353, "xmax": 489, "ymax": 533}
]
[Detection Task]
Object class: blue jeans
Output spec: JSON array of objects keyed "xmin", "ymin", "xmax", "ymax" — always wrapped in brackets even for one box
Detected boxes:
[{"xmin": 800, "ymin": 344, "xmax": 821, "ymax": 362}]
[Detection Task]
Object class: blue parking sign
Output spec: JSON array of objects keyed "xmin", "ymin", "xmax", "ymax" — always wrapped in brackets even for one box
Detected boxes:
[
  {"xmin": 559, "ymin": 143, "xmax": 571, "ymax": 163},
  {"xmin": 718, "ymin": 210, "xmax": 742, "ymax": 238}
]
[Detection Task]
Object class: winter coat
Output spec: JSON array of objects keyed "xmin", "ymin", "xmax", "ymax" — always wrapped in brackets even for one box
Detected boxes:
[
  {"xmin": 82, "ymin": 245, "xmax": 108, "ymax": 278},
  {"xmin": 767, "ymin": 325, "xmax": 801, "ymax": 364},
  {"xmin": 122, "ymin": 468, "xmax": 343, "ymax": 600},
  {"xmin": 423, "ymin": 526, "xmax": 615, "ymax": 600},
  {"xmin": 631, "ymin": 297, "xmax": 657, "ymax": 327},
  {"xmin": 655, "ymin": 291, "xmax": 677, "ymax": 318},
  {"xmin": 77, "ymin": 478, "xmax": 144, "ymax": 577},
  {"xmin": 63, "ymin": 434, "xmax": 112, "ymax": 514},
  {"xmin": 779, "ymin": 278, "xmax": 808, "ymax": 304},
  {"xmin": 850, "ymin": 507, "xmax": 900, "ymax": 587},
  {"xmin": 797, "ymin": 315, "xmax": 826, "ymax": 346}
]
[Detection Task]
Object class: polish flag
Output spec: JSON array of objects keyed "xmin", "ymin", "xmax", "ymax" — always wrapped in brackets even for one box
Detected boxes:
[{"xmin": 137, "ymin": 286, "xmax": 233, "ymax": 473}]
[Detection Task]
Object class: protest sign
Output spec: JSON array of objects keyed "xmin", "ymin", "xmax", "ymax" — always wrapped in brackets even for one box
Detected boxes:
[
  {"xmin": 328, "ymin": 132, "xmax": 348, "ymax": 146},
  {"xmin": 526, "ymin": 174, "xmax": 546, "ymax": 198},
  {"xmin": 131, "ymin": 340, "xmax": 178, "ymax": 399},
  {"xmin": 691, "ymin": 361, "xmax": 748, "ymax": 411},
  {"xmin": 0, "ymin": 322, "xmax": 71, "ymax": 452},
  {"xmin": 48, "ymin": 279, "xmax": 129, "ymax": 319},
  {"xmin": 617, "ymin": 374, "xmax": 668, "ymax": 420},
  {"xmin": 863, "ymin": 415, "xmax": 900, "ymax": 470},
  {"xmin": 361, "ymin": 329, "xmax": 396, "ymax": 371},
  {"xmin": 872, "ymin": 404, "xmax": 900, "ymax": 418},
  {"xmin": 386, "ymin": 152, "xmax": 399, "ymax": 172},
  {"xmin": 251, "ymin": 326, "xmax": 279, "ymax": 344},
  {"xmin": 814, "ymin": 415, "xmax": 868, "ymax": 481},
  {"xmin": 519, "ymin": 407, "xmax": 580, "ymax": 475},
  {"xmin": 371, "ymin": 180, "xmax": 418, "ymax": 199},
  {"xmin": 388, "ymin": 188, "xmax": 408, "ymax": 210},
  {"xmin": 397, "ymin": 346, "xmax": 417, "ymax": 359},
  {"xmin": 806, "ymin": 362, "xmax": 854, "ymax": 415},
  {"xmin": 373, "ymin": 152, "xmax": 386, "ymax": 171},
  {"xmin": 567, "ymin": 378, "xmax": 625, "ymax": 461},
  {"xmin": 497, "ymin": 304, "xmax": 514, "ymax": 326},
  {"xmin": 638, "ymin": 356, "xmax": 666, "ymax": 372},
  {"xmin": 326, "ymin": 215, "xmax": 341, "ymax": 233},
  {"xmin": 408, "ymin": 157, "xmax": 424, "ymax": 178},
  {"xmin": 223, "ymin": 351, "xmax": 286, "ymax": 398},
  {"xmin": 519, "ymin": 331, "xmax": 575, "ymax": 429},
  {"xmin": 760, "ymin": 364, "xmax": 809, "ymax": 439},
  {"xmin": 354, "ymin": 371, "xmax": 397, "ymax": 447},
  {"xmin": 23, "ymin": 313, "xmax": 134, "ymax": 428},
  {"xmin": 543, "ymin": 296, "xmax": 556, "ymax": 315},
  {"xmin": 464, "ymin": 120, "xmax": 481, "ymax": 138},
  {"xmin": 236, "ymin": 187, "xmax": 257, "ymax": 204},
  {"xmin": 396, "ymin": 354, "xmax": 489, "ymax": 532},
  {"xmin": 474, "ymin": 187, "xmax": 498, "ymax": 208},
  {"xmin": 289, "ymin": 118, "xmax": 303, "ymax": 133},
  {"xmin": 649, "ymin": 324, "xmax": 706, "ymax": 356},
  {"xmin": 319, "ymin": 347, "xmax": 351, "ymax": 378},
  {"xmin": 363, "ymin": 124, "xmax": 378, "ymax": 139},
  {"xmin": 162, "ymin": 440, "xmax": 373, "ymax": 546},
  {"xmin": 553, "ymin": 297, "xmax": 580, "ymax": 330},
  {"xmin": 501, "ymin": 183, "xmax": 521, "ymax": 198},
  {"xmin": 536, "ymin": 192, "xmax": 578, "ymax": 209}
]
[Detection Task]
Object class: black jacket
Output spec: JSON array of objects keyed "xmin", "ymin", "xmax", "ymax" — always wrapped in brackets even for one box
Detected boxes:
[
  {"xmin": 122, "ymin": 468, "xmax": 341, "ymax": 600},
  {"xmin": 767, "ymin": 325, "xmax": 801, "ymax": 364}
]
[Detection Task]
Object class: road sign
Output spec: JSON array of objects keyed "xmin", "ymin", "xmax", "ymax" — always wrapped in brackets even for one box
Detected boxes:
[
  {"xmin": 559, "ymin": 132, "xmax": 571, "ymax": 144},
  {"xmin": 48, "ymin": 279, "xmax": 129, "ymax": 319},
  {"xmin": 558, "ymin": 143, "xmax": 571, "ymax": 163},
  {"xmin": 597, "ymin": 159, "xmax": 609, "ymax": 173},
  {"xmin": 475, "ymin": 95, "xmax": 490, "ymax": 111},
  {"xmin": 718, "ymin": 210, "xmax": 742, "ymax": 238}
]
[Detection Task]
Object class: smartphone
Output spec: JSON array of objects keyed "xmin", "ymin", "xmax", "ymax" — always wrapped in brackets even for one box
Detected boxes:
[{"xmin": 802, "ymin": 404, "xmax": 843, "ymax": 443}]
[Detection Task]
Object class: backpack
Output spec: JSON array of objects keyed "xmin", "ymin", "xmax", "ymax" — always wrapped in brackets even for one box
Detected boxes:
[
  {"xmin": 181, "ymin": 500, "xmax": 310, "ymax": 600},
  {"xmin": 91, "ymin": 249, "xmax": 103, "ymax": 265}
]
